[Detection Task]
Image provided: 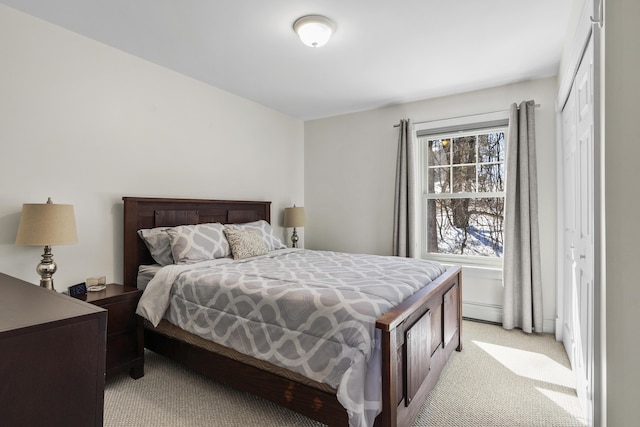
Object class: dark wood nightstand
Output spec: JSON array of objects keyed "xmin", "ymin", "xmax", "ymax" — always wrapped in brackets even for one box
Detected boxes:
[{"xmin": 84, "ymin": 283, "xmax": 144, "ymax": 379}]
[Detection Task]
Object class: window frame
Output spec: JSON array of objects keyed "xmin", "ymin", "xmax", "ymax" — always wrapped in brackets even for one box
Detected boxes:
[{"xmin": 414, "ymin": 111, "xmax": 509, "ymax": 269}]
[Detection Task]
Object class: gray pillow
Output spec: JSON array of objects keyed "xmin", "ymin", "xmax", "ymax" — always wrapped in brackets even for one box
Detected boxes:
[
  {"xmin": 137, "ymin": 227, "xmax": 174, "ymax": 266},
  {"xmin": 167, "ymin": 223, "xmax": 230, "ymax": 264}
]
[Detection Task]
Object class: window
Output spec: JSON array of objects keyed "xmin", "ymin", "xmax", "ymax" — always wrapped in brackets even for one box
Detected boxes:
[{"xmin": 415, "ymin": 112, "xmax": 508, "ymax": 267}]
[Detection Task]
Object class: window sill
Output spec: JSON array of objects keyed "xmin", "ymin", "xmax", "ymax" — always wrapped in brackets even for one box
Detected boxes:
[
  {"xmin": 423, "ymin": 254, "xmax": 502, "ymax": 269},
  {"xmin": 427, "ymin": 258, "xmax": 503, "ymax": 280}
]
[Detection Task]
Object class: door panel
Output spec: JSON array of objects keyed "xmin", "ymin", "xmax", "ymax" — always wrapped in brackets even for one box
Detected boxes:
[
  {"xmin": 560, "ymin": 37, "xmax": 594, "ymax": 425},
  {"xmin": 561, "ymin": 86, "xmax": 577, "ymax": 365}
]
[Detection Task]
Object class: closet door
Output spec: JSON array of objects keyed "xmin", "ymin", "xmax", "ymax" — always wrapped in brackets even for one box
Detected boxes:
[
  {"xmin": 561, "ymin": 38, "xmax": 594, "ymax": 425},
  {"xmin": 561, "ymin": 81, "xmax": 577, "ymax": 361}
]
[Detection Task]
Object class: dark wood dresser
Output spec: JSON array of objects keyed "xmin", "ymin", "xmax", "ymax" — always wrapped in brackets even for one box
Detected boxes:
[{"xmin": 0, "ymin": 272, "xmax": 107, "ymax": 427}]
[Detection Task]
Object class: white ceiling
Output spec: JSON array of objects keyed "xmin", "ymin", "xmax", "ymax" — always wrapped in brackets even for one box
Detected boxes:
[{"xmin": 1, "ymin": 0, "xmax": 574, "ymax": 121}]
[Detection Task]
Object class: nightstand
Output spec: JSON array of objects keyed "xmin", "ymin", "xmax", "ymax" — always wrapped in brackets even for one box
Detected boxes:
[{"xmin": 84, "ymin": 284, "xmax": 144, "ymax": 379}]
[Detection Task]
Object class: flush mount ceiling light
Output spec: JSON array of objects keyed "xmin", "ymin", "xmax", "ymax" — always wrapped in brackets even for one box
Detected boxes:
[{"xmin": 293, "ymin": 15, "xmax": 336, "ymax": 48}]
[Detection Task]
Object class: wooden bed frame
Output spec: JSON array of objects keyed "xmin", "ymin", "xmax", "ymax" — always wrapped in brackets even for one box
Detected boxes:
[{"xmin": 123, "ymin": 196, "xmax": 462, "ymax": 427}]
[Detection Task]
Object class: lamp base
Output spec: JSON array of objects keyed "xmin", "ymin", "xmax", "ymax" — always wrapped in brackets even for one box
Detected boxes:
[
  {"xmin": 291, "ymin": 228, "xmax": 299, "ymax": 248},
  {"xmin": 36, "ymin": 245, "xmax": 57, "ymax": 291}
]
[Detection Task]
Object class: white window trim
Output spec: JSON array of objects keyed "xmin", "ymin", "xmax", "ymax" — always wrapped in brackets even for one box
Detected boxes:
[{"xmin": 414, "ymin": 111, "xmax": 509, "ymax": 270}]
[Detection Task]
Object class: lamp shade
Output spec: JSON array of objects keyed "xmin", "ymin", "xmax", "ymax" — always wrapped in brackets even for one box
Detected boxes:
[
  {"xmin": 293, "ymin": 15, "xmax": 335, "ymax": 48},
  {"xmin": 16, "ymin": 199, "xmax": 78, "ymax": 246},
  {"xmin": 284, "ymin": 206, "xmax": 306, "ymax": 228}
]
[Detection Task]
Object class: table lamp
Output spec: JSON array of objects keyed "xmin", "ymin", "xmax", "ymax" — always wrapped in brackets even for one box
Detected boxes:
[
  {"xmin": 15, "ymin": 197, "xmax": 78, "ymax": 291},
  {"xmin": 283, "ymin": 205, "xmax": 306, "ymax": 248}
]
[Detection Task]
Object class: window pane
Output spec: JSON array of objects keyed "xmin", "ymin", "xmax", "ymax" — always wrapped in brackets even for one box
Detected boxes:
[
  {"xmin": 478, "ymin": 164, "xmax": 504, "ymax": 192},
  {"xmin": 452, "ymin": 136, "xmax": 476, "ymax": 165},
  {"xmin": 452, "ymin": 165, "xmax": 475, "ymax": 193},
  {"xmin": 428, "ymin": 139, "xmax": 450, "ymax": 166},
  {"xmin": 428, "ymin": 167, "xmax": 450, "ymax": 194},
  {"xmin": 426, "ymin": 197, "xmax": 504, "ymax": 257},
  {"xmin": 478, "ymin": 132, "xmax": 505, "ymax": 163}
]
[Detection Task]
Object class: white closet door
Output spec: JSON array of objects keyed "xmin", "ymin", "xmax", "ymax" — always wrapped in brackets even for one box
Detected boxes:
[
  {"xmin": 561, "ymin": 37, "xmax": 594, "ymax": 425},
  {"xmin": 561, "ymin": 82, "xmax": 577, "ymax": 360}
]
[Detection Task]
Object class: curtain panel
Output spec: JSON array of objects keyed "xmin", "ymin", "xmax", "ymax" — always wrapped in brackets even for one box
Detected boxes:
[
  {"xmin": 502, "ymin": 100, "xmax": 543, "ymax": 333},
  {"xmin": 393, "ymin": 119, "xmax": 417, "ymax": 258}
]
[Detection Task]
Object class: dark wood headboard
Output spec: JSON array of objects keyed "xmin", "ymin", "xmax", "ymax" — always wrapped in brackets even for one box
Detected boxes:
[{"xmin": 122, "ymin": 197, "xmax": 271, "ymax": 287}]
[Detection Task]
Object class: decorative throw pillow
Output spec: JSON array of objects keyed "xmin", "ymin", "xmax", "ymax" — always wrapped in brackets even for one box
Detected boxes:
[
  {"xmin": 224, "ymin": 228, "xmax": 268, "ymax": 260},
  {"xmin": 137, "ymin": 227, "xmax": 174, "ymax": 266},
  {"xmin": 166, "ymin": 223, "xmax": 230, "ymax": 264},
  {"xmin": 226, "ymin": 220, "xmax": 287, "ymax": 251}
]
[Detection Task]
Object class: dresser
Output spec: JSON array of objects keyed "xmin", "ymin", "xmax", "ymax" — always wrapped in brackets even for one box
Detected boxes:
[{"xmin": 0, "ymin": 273, "xmax": 107, "ymax": 427}]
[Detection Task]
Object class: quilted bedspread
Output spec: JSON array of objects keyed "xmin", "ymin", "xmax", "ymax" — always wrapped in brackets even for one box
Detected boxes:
[{"xmin": 136, "ymin": 249, "xmax": 446, "ymax": 427}]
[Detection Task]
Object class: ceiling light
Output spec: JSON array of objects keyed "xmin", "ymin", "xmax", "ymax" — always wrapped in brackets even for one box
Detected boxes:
[{"xmin": 293, "ymin": 15, "xmax": 335, "ymax": 48}]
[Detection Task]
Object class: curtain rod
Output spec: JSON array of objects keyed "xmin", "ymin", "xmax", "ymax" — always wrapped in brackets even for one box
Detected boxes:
[{"xmin": 393, "ymin": 103, "xmax": 541, "ymax": 127}]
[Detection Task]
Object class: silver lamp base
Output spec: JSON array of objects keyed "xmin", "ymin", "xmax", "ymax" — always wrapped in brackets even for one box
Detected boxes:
[
  {"xmin": 36, "ymin": 245, "xmax": 57, "ymax": 291},
  {"xmin": 291, "ymin": 228, "xmax": 299, "ymax": 248}
]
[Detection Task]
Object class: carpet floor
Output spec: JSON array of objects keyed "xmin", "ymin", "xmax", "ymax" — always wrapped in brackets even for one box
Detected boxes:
[{"xmin": 104, "ymin": 320, "xmax": 587, "ymax": 426}]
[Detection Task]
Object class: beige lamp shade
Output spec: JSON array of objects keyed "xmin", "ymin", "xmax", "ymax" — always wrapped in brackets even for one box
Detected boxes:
[
  {"xmin": 284, "ymin": 206, "xmax": 306, "ymax": 228},
  {"xmin": 16, "ymin": 199, "xmax": 78, "ymax": 246}
]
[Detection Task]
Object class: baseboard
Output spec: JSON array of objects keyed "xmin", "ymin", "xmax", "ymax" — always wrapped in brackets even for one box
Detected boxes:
[
  {"xmin": 462, "ymin": 301, "xmax": 502, "ymax": 324},
  {"xmin": 555, "ymin": 317, "xmax": 563, "ymax": 340},
  {"xmin": 463, "ymin": 301, "xmax": 556, "ymax": 334}
]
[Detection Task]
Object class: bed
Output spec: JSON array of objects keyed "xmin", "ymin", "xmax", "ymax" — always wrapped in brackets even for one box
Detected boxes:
[{"xmin": 123, "ymin": 196, "xmax": 462, "ymax": 427}]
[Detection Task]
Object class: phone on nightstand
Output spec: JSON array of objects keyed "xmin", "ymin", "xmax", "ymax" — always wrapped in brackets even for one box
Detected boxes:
[{"xmin": 68, "ymin": 282, "xmax": 87, "ymax": 298}]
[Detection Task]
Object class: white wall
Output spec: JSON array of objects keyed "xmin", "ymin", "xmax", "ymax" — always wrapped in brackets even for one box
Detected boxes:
[
  {"xmin": 0, "ymin": 5, "xmax": 304, "ymax": 289},
  {"xmin": 305, "ymin": 77, "xmax": 559, "ymax": 332},
  {"xmin": 558, "ymin": 0, "xmax": 588, "ymax": 83},
  {"xmin": 602, "ymin": 0, "xmax": 640, "ymax": 425}
]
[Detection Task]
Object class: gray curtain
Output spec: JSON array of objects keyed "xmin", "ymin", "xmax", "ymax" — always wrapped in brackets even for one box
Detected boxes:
[
  {"xmin": 392, "ymin": 119, "xmax": 416, "ymax": 257},
  {"xmin": 502, "ymin": 100, "xmax": 542, "ymax": 333}
]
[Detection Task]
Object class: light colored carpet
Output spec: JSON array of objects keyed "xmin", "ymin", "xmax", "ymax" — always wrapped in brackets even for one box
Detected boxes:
[{"xmin": 104, "ymin": 320, "xmax": 587, "ymax": 426}]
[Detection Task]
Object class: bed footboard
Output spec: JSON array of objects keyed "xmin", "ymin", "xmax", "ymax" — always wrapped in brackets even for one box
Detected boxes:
[
  {"xmin": 144, "ymin": 326, "xmax": 348, "ymax": 426},
  {"xmin": 375, "ymin": 266, "xmax": 462, "ymax": 427}
]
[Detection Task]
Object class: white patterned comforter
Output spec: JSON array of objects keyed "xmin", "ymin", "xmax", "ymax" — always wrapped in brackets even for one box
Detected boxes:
[{"xmin": 136, "ymin": 249, "xmax": 446, "ymax": 427}]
